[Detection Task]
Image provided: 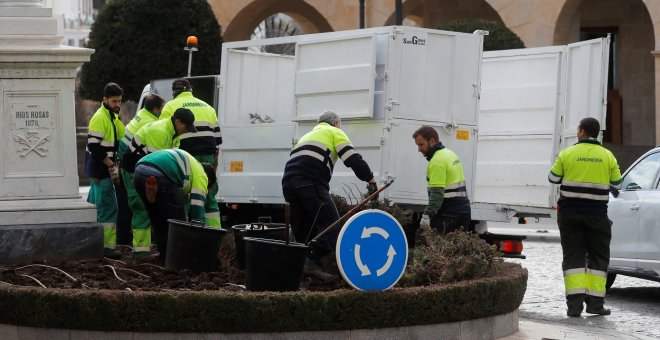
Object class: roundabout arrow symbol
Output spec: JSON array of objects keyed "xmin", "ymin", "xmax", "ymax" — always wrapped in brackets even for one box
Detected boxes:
[
  {"xmin": 354, "ymin": 244, "xmax": 371, "ymax": 276},
  {"xmin": 361, "ymin": 226, "xmax": 389, "ymax": 239},
  {"xmin": 376, "ymin": 245, "xmax": 396, "ymax": 277}
]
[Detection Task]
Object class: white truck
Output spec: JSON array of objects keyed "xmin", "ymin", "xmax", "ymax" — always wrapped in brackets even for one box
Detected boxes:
[{"xmin": 139, "ymin": 26, "xmax": 610, "ymax": 257}]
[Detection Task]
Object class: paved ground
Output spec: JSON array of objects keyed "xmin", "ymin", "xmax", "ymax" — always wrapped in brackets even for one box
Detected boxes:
[{"xmin": 490, "ymin": 220, "xmax": 660, "ymax": 339}]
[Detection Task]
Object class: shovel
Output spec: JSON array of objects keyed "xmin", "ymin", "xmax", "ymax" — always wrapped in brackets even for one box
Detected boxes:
[{"xmin": 308, "ymin": 180, "xmax": 394, "ymax": 245}]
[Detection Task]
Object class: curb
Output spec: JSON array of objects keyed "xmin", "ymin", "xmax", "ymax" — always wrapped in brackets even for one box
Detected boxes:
[
  {"xmin": 488, "ymin": 227, "xmax": 561, "ymax": 242},
  {"xmin": 0, "ymin": 310, "xmax": 519, "ymax": 340},
  {"xmin": 504, "ymin": 317, "xmax": 658, "ymax": 340}
]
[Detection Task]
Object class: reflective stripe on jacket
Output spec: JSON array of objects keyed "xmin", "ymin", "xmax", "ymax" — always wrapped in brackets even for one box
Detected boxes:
[
  {"xmin": 426, "ymin": 146, "xmax": 470, "ymax": 215},
  {"xmin": 84, "ymin": 103, "xmax": 125, "ymax": 178},
  {"xmin": 121, "ymin": 119, "xmax": 178, "ymax": 173},
  {"xmin": 118, "ymin": 108, "xmax": 159, "ymax": 157},
  {"xmin": 282, "ymin": 122, "xmax": 373, "ymax": 189},
  {"xmin": 549, "ymin": 139, "xmax": 622, "ymax": 215},
  {"xmin": 137, "ymin": 149, "xmax": 208, "ymax": 221},
  {"xmin": 160, "ymin": 92, "xmax": 221, "ymax": 155}
]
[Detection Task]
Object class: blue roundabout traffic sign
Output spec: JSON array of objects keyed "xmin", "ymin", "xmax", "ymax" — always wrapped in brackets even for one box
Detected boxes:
[{"xmin": 336, "ymin": 209, "xmax": 408, "ymax": 291}]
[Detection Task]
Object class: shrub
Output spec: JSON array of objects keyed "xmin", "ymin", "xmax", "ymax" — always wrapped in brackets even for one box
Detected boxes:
[
  {"xmin": 79, "ymin": 0, "xmax": 223, "ymax": 102},
  {"xmin": 399, "ymin": 229, "xmax": 501, "ymax": 286},
  {"xmin": 438, "ymin": 19, "xmax": 525, "ymax": 51}
]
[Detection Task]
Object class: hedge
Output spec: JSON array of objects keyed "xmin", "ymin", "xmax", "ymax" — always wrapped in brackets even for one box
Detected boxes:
[{"xmin": 0, "ymin": 262, "xmax": 526, "ymax": 333}]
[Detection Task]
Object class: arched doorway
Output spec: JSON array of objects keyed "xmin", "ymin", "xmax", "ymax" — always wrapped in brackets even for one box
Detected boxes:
[
  {"xmin": 222, "ymin": 0, "xmax": 333, "ymax": 42},
  {"xmin": 554, "ymin": 0, "xmax": 655, "ymax": 147}
]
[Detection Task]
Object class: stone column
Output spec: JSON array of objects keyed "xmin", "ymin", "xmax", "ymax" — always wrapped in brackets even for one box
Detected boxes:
[
  {"xmin": 654, "ymin": 51, "xmax": 660, "ymax": 145},
  {"xmin": 0, "ymin": 0, "xmax": 101, "ymax": 264}
]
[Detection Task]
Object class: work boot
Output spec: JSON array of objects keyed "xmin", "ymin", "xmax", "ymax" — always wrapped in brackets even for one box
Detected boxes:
[
  {"xmin": 103, "ymin": 248, "xmax": 122, "ymax": 260},
  {"xmin": 566, "ymin": 294, "xmax": 584, "ymax": 317},
  {"xmin": 567, "ymin": 309, "xmax": 582, "ymax": 317},
  {"xmin": 586, "ymin": 306, "xmax": 611, "ymax": 315},
  {"xmin": 304, "ymin": 259, "xmax": 335, "ymax": 281}
]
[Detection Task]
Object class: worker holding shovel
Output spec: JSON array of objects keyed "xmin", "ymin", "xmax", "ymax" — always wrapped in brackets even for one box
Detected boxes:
[{"xmin": 282, "ymin": 110, "xmax": 378, "ymax": 281}]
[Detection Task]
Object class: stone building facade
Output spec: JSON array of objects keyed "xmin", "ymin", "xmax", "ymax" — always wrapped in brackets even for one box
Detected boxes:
[{"xmin": 209, "ymin": 0, "xmax": 660, "ymax": 149}]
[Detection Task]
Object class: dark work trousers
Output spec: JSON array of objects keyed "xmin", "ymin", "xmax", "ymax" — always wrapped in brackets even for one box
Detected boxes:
[
  {"xmin": 282, "ymin": 177, "xmax": 340, "ymax": 262},
  {"xmin": 558, "ymin": 212, "xmax": 612, "ymax": 311},
  {"xmin": 430, "ymin": 213, "xmax": 472, "ymax": 235},
  {"xmin": 133, "ymin": 166, "xmax": 186, "ymax": 262},
  {"xmin": 114, "ymin": 178, "xmax": 133, "ymax": 246}
]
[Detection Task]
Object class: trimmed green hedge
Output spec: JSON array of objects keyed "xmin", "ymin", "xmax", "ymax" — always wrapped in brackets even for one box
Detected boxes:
[{"xmin": 0, "ymin": 263, "xmax": 526, "ymax": 333}]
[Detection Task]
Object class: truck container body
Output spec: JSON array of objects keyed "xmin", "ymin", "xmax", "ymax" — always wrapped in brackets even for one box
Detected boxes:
[
  {"xmin": 218, "ymin": 26, "xmax": 483, "ymax": 211},
  {"xmin": 216, "ymin": 27, "xmax": 609, "ymax": 224},
  {"xmin": 133, "ymin": 27, "xmax": 610, "ymax": 257}
]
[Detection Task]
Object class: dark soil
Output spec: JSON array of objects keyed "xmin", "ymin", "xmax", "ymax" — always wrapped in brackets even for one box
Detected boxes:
[
  {"xmin": 0, "ymin": 234, "xmax": 347, "ymax": 292},
  {"xmin": 0, "ymin": 200, "xmax": 441, "ymax": 293}
]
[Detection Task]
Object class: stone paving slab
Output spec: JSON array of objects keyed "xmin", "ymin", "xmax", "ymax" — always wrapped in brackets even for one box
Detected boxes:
[{"xmin": 504, "ymin": 318, "xmax": 658, "ymax": 340}]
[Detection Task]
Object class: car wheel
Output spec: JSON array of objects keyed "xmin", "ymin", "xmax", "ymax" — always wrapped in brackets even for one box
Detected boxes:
[{"xmin": 606, "ymin": 273, "xmax": 616, "ymax": 291}]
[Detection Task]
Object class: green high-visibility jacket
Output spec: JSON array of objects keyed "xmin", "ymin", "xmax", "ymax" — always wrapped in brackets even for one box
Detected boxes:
[
  {"xmin": 84, "ymin": 103, "xmax": 125, "ymax": 178},
  {"xmin": 549, "ymin": 139, "xmax": 622, "ymax": 215},
  {"xmin": 425, "ymin": 145, "xmax": 470, "ymax": 216},
  {"xmin": 121, "ymin": 119, "xmax": 179, "ymax": 173},
  {"xmin": 118, "ymin": 108, "xmax": 159, "ymax": 157},
  {"xmin": 282, "ymin": 122, "xmax": 373, "ymax": 189},
  {"xmin": 137, "ymin": 149, "xmax": 208, "ymax": 221},
  {"xmin": 160, "ymin": 92, "xmax": 221, "ymax": 155}
]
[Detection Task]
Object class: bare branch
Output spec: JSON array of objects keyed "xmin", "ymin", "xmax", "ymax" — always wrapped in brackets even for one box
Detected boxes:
[
  {"xmin": 135, "ymin": 263, "xmax": 165, "ymax": 271},
  {"xmin": 100, "ymin": 265, "xmax": 126, "ymax": 282},
  {"xmin": 19, "ymin": 274, "xmax": 47, "ymax": 288},
  {"xmin": 103, "ymin": 257, "xmax": 127, "ymax": 265},
  {"xmin": 343, "ymin": 184, "xmax": 360, "ymax": 205},
  {"xmin": 225, "ymin": 283, "xmax": 246, "ymax": 290},
  {"xmin": 115, "ymin": 268, "xmax": 150, "ymax": 279},
  {"xmin": 15, "ymin": 264, "xmax": 77, "ymax": 282}
]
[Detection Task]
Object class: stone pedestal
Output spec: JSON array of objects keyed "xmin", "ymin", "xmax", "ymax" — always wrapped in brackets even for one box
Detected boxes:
[{"xmin": 0, "ymin": 0, "xmax": 101, "ymax": 265}]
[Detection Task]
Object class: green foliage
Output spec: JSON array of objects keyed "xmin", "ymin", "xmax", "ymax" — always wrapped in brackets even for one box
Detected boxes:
[
  {"xmin": 399, "ymin": 230, "xmax": 501, "ymax": 286},
  {"xmin": 0, "ymin": 263, "xmax": 526, "ymax": 332},
  {"xmin": 79, "ymin": 0, "xmax": 223, "ymax": 102},
  {"xmin": 438, "ymin": 19, "xmax": 524, "ymax": 51}
]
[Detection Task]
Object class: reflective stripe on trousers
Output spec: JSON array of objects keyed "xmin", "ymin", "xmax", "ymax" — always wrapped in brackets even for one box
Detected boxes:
[{"xmin": 564, "ymin": 267, "xmax": 607, "ymax": 297}]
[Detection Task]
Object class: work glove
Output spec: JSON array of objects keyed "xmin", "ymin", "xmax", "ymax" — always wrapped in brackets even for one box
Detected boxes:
[
  {"xmin": 419, "ymin": 213, "xmax": 431, "ymax": 231},
  {"xmin": 416, "ymin": 213, "xmax": 432, "ymax": 246},
  {"xmin": 108, "ymin": 165, "xmax": 120, "ymax": 186},
  {"xmin": 367, "ymin": 182, "xmax": 379, "ymax": 202}
]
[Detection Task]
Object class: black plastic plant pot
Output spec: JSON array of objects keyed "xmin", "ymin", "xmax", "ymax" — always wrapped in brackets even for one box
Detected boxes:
[
  {"xmin": 231, "ymin": 223, "xmax": 289, "ymax": 270},
  {"xmin": 165, "ymin": 219, "xmax": 227, "ymax": 272},
  {"xmin": 244, "ymin": 237, "xmax": 310, "ymax": 292}
]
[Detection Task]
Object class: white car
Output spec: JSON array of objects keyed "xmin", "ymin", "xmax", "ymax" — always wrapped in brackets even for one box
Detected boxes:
[{"xmin": 608, "ymin": 147, "xmax": 660, "ymax": 289}]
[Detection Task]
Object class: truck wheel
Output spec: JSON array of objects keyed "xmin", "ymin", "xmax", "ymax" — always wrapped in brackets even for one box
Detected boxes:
[{"xmin": 606, "ymin": 273, "xmax": 616, "ymax": 291}]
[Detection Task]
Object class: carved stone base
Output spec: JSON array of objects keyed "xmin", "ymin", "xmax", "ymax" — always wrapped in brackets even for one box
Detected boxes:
[
  {"xmin": 0, "ymin": 222, "xmax": 102, "ymax": 265},
  {"xmin": 0, "ymin": 198, "xmax": 98, "ymax": 226}
]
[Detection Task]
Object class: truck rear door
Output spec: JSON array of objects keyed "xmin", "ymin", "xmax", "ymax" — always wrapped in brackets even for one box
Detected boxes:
[
  {"xmin": 475, "ymin": 38, "xmax": 610, "ymax": 210},
  {"xmin": 217, "ymin": 50, "xmax": 296, "ymax": 204}
]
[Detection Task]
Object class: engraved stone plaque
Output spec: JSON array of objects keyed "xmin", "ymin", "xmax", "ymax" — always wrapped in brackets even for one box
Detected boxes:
[{"xmin": 3, "ymin": 91, "xmax": 62, "ymax": 178}]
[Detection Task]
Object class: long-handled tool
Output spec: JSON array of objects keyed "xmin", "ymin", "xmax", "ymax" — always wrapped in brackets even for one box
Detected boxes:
[
  {"xmin": 307, "ymin": 180, "xmax": 394, "ymax": 245},
  {"xmin": 284, "ymin": 202, "xmax": 290, "ymax": 245}
]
